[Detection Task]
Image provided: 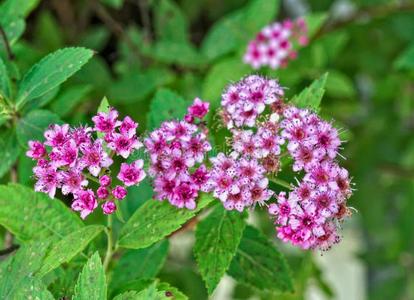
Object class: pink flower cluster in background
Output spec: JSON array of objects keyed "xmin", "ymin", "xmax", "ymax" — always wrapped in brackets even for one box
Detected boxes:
[
  {"xmin": 244, "ymin": 18, "xmax": 308, "ymax": 70},
  {"xmin": 26, "ymin": 108, "xmax": 146, "ymax": 219},
  {"xmin": 144, "ymin": 98, "xmax": 211, "ymax": 210}
]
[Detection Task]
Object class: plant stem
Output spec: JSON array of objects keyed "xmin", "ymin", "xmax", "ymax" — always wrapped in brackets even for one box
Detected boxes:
[
  {"xmin": 268, "ymin": 176, "xmax": 292, "ymax": 190},
  {"xmin": 0, "ymin": 24, "xmax": 14, "ymax": 60},
  {"xmin": 103, "ymin": 214, "xmax": 114, "ymax": 272},
  {"xmin": 83, "ymin": 172, "xmax": 100, "ymax": 184}
]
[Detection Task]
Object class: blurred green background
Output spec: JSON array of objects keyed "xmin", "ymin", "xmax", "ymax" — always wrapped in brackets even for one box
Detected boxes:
[{"xmin": 1, "ymin": 0, "xmax": 414, "ymax": 299}]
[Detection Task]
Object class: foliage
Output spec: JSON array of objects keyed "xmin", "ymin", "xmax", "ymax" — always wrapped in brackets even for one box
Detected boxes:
[{"xmin": 0, "ymin": 0, "xmax": 412, "ymax": 299}]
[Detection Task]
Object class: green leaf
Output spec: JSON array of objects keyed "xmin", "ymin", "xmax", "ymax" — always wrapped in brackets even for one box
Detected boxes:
[
  {"xmin": 0, "ymin": 184, "xmax": 83, "ymax": 241},
  {"xmin": 0, "ymin": 18, "xmax": 25, "ymax": 46},
  {"xmin": 149, "ymin": 41, "xmax": 204, "ymax": 67},
  {"xmin": 194, "ymin": 205, "xmax": 246, "ymax": 294},
  {"xmin": 16, "ymin": 109, "xmax": 62, "ymax": 146},
  {"xmin": 0, "ymin": 0, "xmax": 40, "ymax": 19},
  {"xmin": 0, "ymin": 128, "xmax": 20, "ymax": 178},
  {"xmin": 201, "ymin": 0, "xmax": 280, "ymax": 61},
  {"xmin": 22, "ymin": 86, "xmax": 60, "ymax": 113},
  {"xmin": 154, "ymin": 0, "xmax": 188, "ymax": 43},
  {"xmin": 0, "ymin": 240, "xmax": 50, "ymax": 298},
  {"xmin": 101, "ymin": 0, "xmax": 124, "ymax": 9},
  {"xmin": 16, "ymin": 47, "xmax": 94, "ymax": 109},
  {"xmin": 37, "ymin": 225, "xmax": 105, "ymax": 277},
  {"xmin": 113, "ymin": 282, "xmax": 183, "ymax": 300},
  {"xmin": 228, "ymin": 226, "xmax": 293, "ymax": 293},
  {"xmin": 325, "ymin": 71, "xmax": 355, "ymax": 98},
  {"xmin": 109, "ymin": 69, "xmax": 175, "ymax": 104},
  {"xmin": 6, "ymin": 277, "xmax": 54, "ymax": 300},
  {"xmin": 156, "ymin": 282, "xmax": 188, "ymax": 300},
  {"xmin": 118, "ymin": 194, "xmax": 214, "ymax": 249},
  {"xmin": 50, "ymin": 84, "xmax": 92, "ymax": 117},
  {"xmin": 305, "ymin": 13, "xmax": 328, "ymax": 38},
  {"xmin": 147, "ymin": 88, "xmax": 188, "ymax": 130},
  {"xmin": 395, "ymin": 43, "xmax": 414, "ymax": 70},
  {"xmin": 0, "ymin": 56, "xmax": 11, "ymax": 99},
  {"xmin": 111, "ymin": 240, "xmax": 169, "ymax": 291},
  {"xmin": 73, "ymin": 252, "xmax": 107, "ymax": 300},
  {"xmin": 202, "ymin": 57, "xmax": 250, "ymax": 109},
  {"xmin": 291, "ymin": 73, "xmax": 328, "ymax": 111},
  {"xmin": 34, "ymin": 10, "xmax": 64, "ymax": 52}
]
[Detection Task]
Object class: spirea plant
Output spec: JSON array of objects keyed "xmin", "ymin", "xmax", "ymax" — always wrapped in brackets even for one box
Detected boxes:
[{"xmin": 0, "ymin": 0, "xmax": 367, "ymax": 299}]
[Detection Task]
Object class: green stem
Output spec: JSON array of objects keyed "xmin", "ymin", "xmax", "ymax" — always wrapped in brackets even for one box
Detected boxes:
[
  {"xmin": 268, "ymin": 176, "xmax": 292, "ymax": 190},
  {"xmin": 83, "ymin": 172, "xmax": 100, "ymax": 184},
  {"xmin": 103, "ymin": 214, "xmax": 114, "ymax": 272}
]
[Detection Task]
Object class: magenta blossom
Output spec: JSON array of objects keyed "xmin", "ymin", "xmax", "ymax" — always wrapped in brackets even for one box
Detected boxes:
[
  {"xmin": 102, "ymin": 201, "xmax": 116, "ymax": 215},
  {"xmin": 117, "ymin": 160, "xmax": 146, "ymax": 186},
  {"xmin": 113, "ymin": 185, "xmax": 127, "ymax": 200},
  {"xmin": 71, "ymin": 189, "xmax": 98, "ymax": 219},
  {"xmin": 92, "ymin": 107, "xmax": 121, "ymax": 133},
  {"xmin": 186, "ymin": 98, "xmax": 210, "ymax": 120},
  {"xmin": 26, "ymin": 141, "xmax": 47, "ymax": 160}
]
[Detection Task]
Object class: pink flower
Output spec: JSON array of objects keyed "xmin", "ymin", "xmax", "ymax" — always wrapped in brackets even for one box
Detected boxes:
[
  {"xmin": 79, "ymin": 139, "xmax": 113, "ymax": 176},
  {"xmin": 33, "ymin": 163, "xmax": 60, "ymax": 198},
  {"xmin": 59, "ymin": 170, "xmax": 88, "ymax": 195},
  {"xmin": 107, "ymin": 133, "xmax": 142, "ymax": 159},
  {"xmin": 102, "ymin": 201, "xmax": 116, "ymax": 214},
  {"xmin": 71, "ymin": 189, "xmax": 98, "ymax": 219},
  {"xmin": 172, "ymin": 181, "xmax": 198, "ymax": 210},
  {"xmin": 92, "ymin": 107, "xmax": 120, "ymax": 133},
  {"xmin": 99, "ymin": 175, "xmax": 112, "ymax": 187},
  {"xmin": 97, "ymin": 186, "xmax": 109, "ymax": 199},
  {"xmin": 118, "ymin": 115, "xmax": 136, "ymax": 134},
  {"xmin": 117, "ymin": 160, "xmax": 146, "ymax": 186},
  {"xmin": 26, "ymin": 141, "xmax": 46, "ymax": 160},
  {"xmin": 44, "ymin": 124, "xmax": 70, "ymax": 147},
  {"xmin": 50, "ymin": 139, "xmax": 78, "ymax": 168},
  {"xmin": 187, "ymin": 98, "xmax": 210, "ymax": 120},
  {"xmin": 113, "ymin": 185, "xmax": 127, "ymax": 200}
]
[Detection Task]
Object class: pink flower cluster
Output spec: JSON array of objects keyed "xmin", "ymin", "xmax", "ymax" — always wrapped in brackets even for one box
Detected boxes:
[
  {"xmin": 26, "ymin": 108, "xmax": 146, "ymax": 219},
  {"xmin": 216, "ymin": 75, "xmax": 353, "ymax": 250},
  {"xmin": 144, "ymin": 98, "xmax": 211, "ymax": 210},
  {"xmin": 267, "ymin": 107, "xmax": 353, "ymax": 250},
  {"xmin": 221, "ymin": 75, "xmax": 284, "ymax": 129},
  {"xmin": 244, "ymin": 18, "xmax": 308, "ymax": 70},
  {"xmin": 206, "ymin": 152, "xmax": 273, "ymax": 211}
]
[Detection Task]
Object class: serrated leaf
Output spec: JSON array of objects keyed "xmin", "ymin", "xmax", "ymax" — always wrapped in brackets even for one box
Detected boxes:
[
  {"xmin": 37, "ymin": 225, "xmax": 104, "ymax": 277},
  {"xmin": 0, "ymin": 240, "xmax": 50, "ymax": 299},
  {"xmin": 118, "ymin": 194, "xmax": 214, "ymax": 249},
  {"xmin": 291, "ymin": 73, "xmax": 328, "ymax": 111},
  {"xmin": 50, "ymin": 84, "xmax": 92, "ymax": 117},
  {"xmin": 73, "ymin": 252, "xmax": 107, "ymax": 300},
  {"xmin": 109, "ymin": 69, "xmax": 174, "ymax": 104},
  {"xmin": 16, "ymin": 47, "xmax": 94, "ymax": 109},
  {"xmin": 16, "ymin": 109, "xmax": 62, "ymax": 146},
  {"xmin": 0, "ymin": 56, "xmax": 11, "ymax": 99},
  {"xmin": 0, "ymin": 184, "xmax": 83, "ymax": 241},
  {"xmin": 0, "ymin": 128, "xmax": 20, "ymax": 178},
  {"xmin": 201, "ymin": 0, "xmax": 279, "ymax": 61},
  {"xmin": 111, "ymin": 240, "xmax": 169, "ymax": 291},
  {"xmin": 194, "ymin": 206, "xmax": 246, "ymax": 294},
  {"xmin": 156, "ymin": 282, "xmax": 188, "ymax": 300},
  {"xmin": 147, "ymin": 88, "xmax": 188, "ymax": 130},
  {"xmin": 228, "ymin": 226, "xmax": 293, "ymax": 293}
]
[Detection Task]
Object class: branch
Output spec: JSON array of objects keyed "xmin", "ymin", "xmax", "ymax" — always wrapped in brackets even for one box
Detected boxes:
[
  {"xmin": 0, "ymin": 244, "xmax": 19, "ymax": 257},
  {"xmin": 311, "ymin": 2, "xmax": 414, "ymax": 42},
  {"xmin": 0, "ymin": 24, "xmax": 14, "ymax": 60}
]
